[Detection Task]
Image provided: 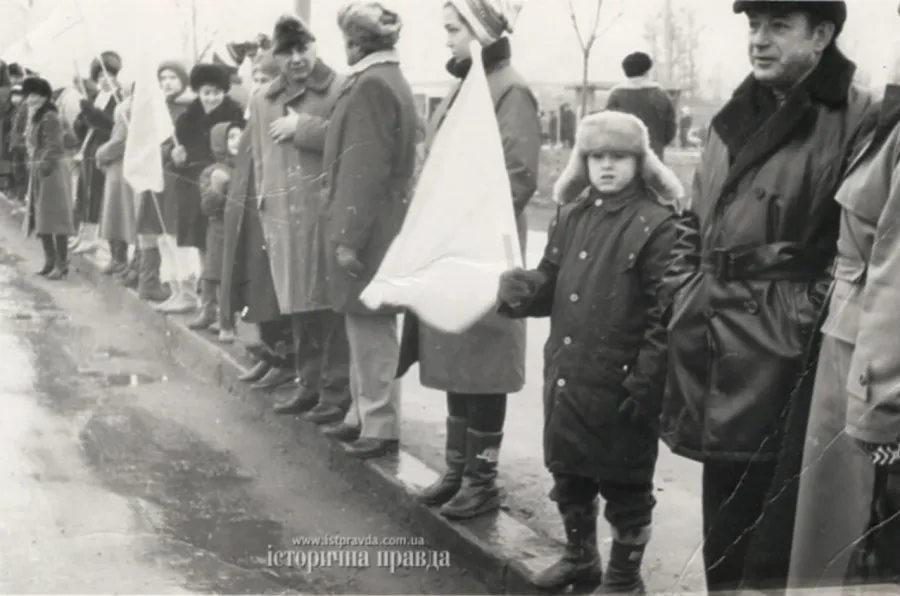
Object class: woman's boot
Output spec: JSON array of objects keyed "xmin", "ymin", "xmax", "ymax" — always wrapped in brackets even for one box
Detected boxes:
[
  {"xmin": 593, "ymin": 526, "xmax": 650, "ymax": 595},
  {"xmin": 46, "ymin": 235, "xmax": 69, "ymax": 280},
  {"xmin": 239, "ymin": 360, "xmax": 272, "ymax": 383},
  {"xmin": 533, "ymin": 501, "xmax": 603, "ymax": 592},
  {"xmin": 440, "ymin": 429, "xmax": 503, "ymax": 520},
  {"xmin": 156, "ymin": 280, "xmax": 198, "ymax": 314},
  {"xmin": 118, "ymin": 249, "xmax": 140, "ymax": 289},
  {"xmin": 187, "ymin": 280, "xmax": 216, "ymax": 330},
  {"xmin": 137, "ymin": 246, "xmax": 171, "ymax": 302},
  {"xmin": 37, "ymin": 234, "xmax": 55, "ymax": 275},
  {"xmin": 102, "ymin": 240, "xmax": 128, "ymax": 275},
  {"xmin": 418, "ymin": 417, "xmax": 468, "ymax": 506}
]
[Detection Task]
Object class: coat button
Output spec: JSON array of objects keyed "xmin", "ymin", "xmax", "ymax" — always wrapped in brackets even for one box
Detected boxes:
[
  {"xmin": 557, "ymin": 378, "xmax": 566, "ymax": 388},
  {"xmin": 578, "ymin": 251, "xmax": 587, "ymax": 260},
  {"xmin": 859, "ymin": 372, "xmax": 869, "ymax": 386},
  {"xmin": 704, "ymin": 307, "xmax": 716, "ymax": 318},
  {"xmin": 563, "ymin": 336, "xmax": 572, "ymax": 345},
  {"xmin": 594, "ymin": 199, "xmax": 603, "ymax": 207},
  {"xmin": 569, "ymin": 293, "xmax": 579, "ymax": 303},
  {"xmin": 745, "ymin": 300, "xmax": 760, "ymax": 314}
]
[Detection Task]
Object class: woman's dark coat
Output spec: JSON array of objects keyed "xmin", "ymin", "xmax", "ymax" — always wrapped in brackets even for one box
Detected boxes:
[
  {"xmin": 321, "ymin": 52, "xmax": 419, "ymax": 315},
  {"xmin": 501, "ymin": 187, "xmax": 677, "ymax": 482},
  {"xmin": 171, "ymin": 95, "xmax": 244, "ymax": 249},
  {"xmin": 25, "ymin": 104, "xmax": 75, "ymax": 236},
  {"xmin": 73, "ymin": 90, "xmax": 119, "ymax": 225}
]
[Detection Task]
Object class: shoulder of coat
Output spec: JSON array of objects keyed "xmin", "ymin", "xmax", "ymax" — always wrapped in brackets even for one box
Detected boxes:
[{"xmin": 487, "ymin": 64, "xmax": 536, "ymax": 108}]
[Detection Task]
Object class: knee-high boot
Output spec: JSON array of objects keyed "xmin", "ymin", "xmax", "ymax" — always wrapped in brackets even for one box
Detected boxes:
[
  {"xmin": 46, "ymin": 235, "xmax": 69, "ymax": 280},
  {"xmin": 137, "ymin": 246, "xmax": 170, "ymax": 302},
  {"xmin": 187, "ymin": 279, "xmax": 217, "ymax": 330},
  {"xmin": 102, "ymin": 240, "xmax": 128, "ymax": 275},
  {"xmin": 117, "ymin": 248, "xmax": 141, "ymax": 288},
  {"xmin": 440, "ymin": 429, "xmax": 503, "ymax": 520},
  {"xmin": 418, "ymin": 416, "xmax": 468, "ymax": 506},
  {"xmin": 533, "ymin": 500, "xmax": 603, "ymax": 592},
  {"xmin": 37, "ymin": 234, "xmax": 55, "ymax": 275}
]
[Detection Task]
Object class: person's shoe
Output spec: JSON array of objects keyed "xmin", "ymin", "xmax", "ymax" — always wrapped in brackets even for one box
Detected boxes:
[
  {"xmin": 217, "ymin": 328, "xmax": 235, "ymax": 344},
  {"xmin": 323, "ymin": 423, "xmax": 361, "ymax": 442},
  {"xmin": 305, "ymin": 403, "xmax": 346, "ymax": 425},
  {"xmin": 156, "ymin": 286, "xmax": 198, "ymax": 314},
  {"xmin": 137, "ymin": 247, "xmax": 170, "ymax": 302},
  {"xmin": 209, "ymin": 320, "xmax": 221, "ymax": 334},
  {"xmin": 250, "ymin": 367, "xmax": 295, "ymax": 391},
  {"xmin": 592, "ymin": 528, "xmax": 650, "ymax": 595},
  {"xmin": 440, "ymin": 429, "xmax": 503, "ymax": 520},
  {"xmin": 418, "ymin": 416, "xmax": 467, "ymax": 506},
  {"xmin": 532, "ymin": 501, "xmax": 603, "ymax": 593},
  {"xmin": 187, "ymin": 308, "xmax": 216, "ymax": 330},
  {"xmin": 37, "ymin": 262, "xmax": 54, "ymax": 276},
  {"xmin": 343, "ymin": 438, "xmax": 399, "ymax": 459},
  {"xmin": 238, "ymin": 360, "xmax": 271, "ymax": 383},
  {"xmin": 45, "ymin": 265, "xmax": 68, "ymax": 281},
  {"xmin": 273, "ymin": 384, "xmax": 320, "ymax": 415}
]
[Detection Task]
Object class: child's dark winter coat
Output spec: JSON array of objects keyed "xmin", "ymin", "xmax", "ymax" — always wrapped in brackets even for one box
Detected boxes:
[
  {"xmin": 199, "ymin": 121, "xmax": 236, "ymax": 281},
  {"xmin": 500, "ymin": 184, "xmax": 678, "ymax": 484}
]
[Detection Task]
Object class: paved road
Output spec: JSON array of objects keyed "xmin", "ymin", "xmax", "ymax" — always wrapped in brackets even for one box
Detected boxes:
[{"xmin": 0, "ymin": 220, "xmax": 484, "ymax": 593}]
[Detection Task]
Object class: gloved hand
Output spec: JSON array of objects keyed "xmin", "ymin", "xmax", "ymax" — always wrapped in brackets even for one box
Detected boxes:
[
  {"xmin": 336, "ymin": 245, "xmax": 365, "ymax": 277},
  {"xmin": 498, "ymin": 268, "xmax": 533, "ymax": 305},
  {"xmin": 857, "ymin": 439, "xmax": 900, "ymax": 472},
  {"xmin": 618, "ymin": 396, "xmax": 647, "ymax": 424}
]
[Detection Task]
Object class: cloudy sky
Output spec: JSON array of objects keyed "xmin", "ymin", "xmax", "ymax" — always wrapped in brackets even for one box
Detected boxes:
[{"xmin": 3, "ymin": 0, "xmax": 900, "ymax": 93}]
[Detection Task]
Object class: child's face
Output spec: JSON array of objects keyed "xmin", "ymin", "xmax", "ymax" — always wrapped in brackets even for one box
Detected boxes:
[
  {"xmin": 227, "ymin": 127, "xmax": 242, "ymax": 156},
  {"xmin": 587, "ymin": 151, "xmax": 639, "ymax": 194},
  {"xmin": 199, "ymin": 85, "xmax": 225, "ymax": 114}
]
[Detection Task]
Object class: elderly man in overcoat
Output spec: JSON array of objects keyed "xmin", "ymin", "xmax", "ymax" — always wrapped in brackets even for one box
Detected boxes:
[
  {"xmin": 250, "ymin": 15, "xmax": 350, "ymax": 421},
  {"xmin": 660, "ymin": 1, "xmax": 875, "ymax": 591},
  {"xmin": 321, "ymin": 2, "xmax": 419, "ymax": 460}
]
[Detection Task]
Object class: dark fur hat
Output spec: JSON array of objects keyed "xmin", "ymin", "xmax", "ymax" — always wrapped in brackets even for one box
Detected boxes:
[
  {"xmin": 21, "ymin": 76, "xmax": 53, "ymax": 99},
  {"xmin": 273, "ymin": 14, "xmax": 316, "ymax": 54},
  {"xmin": 7, "ymin": 62, "xmax": 23, "ymax": 78},
  {"xmin": 733, "ymin": 1, "xmax": 847, "ymax": 37},
  {"xmin": 622, "ymin": 52, "xmax": 652, "ymax": 78},
  {"xmin": 90, "ymin": 50, "xmax": 122, "ymax": 81},
  {"xmin": 189, "ymin": 63, "xmax": 231, "ymax": 92}
]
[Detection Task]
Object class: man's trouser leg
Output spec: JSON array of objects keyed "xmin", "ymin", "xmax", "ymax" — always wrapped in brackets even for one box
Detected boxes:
[
  {"xmin": 701, "ymin": 460, "xmax": 777, "ymax": 592},
  {"xmin": 292, "ymin": 310, "xmax": 350, "ymax": 407},
  {"xmin": 344, "ymin": 313, "xmax": 400, "ymax": 440}
]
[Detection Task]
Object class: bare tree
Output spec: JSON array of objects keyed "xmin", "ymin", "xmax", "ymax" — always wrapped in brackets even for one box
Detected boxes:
[
  {"xmin": 644, "ymin": 0, "xmax": 702, "ymax": 99},
  {"xmin": 567, "ymin": 0, "xmax": 620, "ymax": 117}
]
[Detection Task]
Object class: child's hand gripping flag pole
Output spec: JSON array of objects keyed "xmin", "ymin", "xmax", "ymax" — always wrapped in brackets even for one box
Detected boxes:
[{"xmin": 359, "ymin": 40, "xmax": 522, "ymax": 334}]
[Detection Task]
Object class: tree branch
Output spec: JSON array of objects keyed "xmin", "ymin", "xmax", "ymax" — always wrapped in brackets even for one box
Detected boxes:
[{"xmin": 568, "ymin": 0, "xmax": 587, "ymax": 52}]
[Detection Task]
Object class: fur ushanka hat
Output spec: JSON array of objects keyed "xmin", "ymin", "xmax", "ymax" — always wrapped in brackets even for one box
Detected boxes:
[
  {"xmin": 273, "ymin": 14, "xmax": 316, "ymax": 54},
  {"xmin": 189, "ymin": 63, "xmax": 231, "ymax": 93},
  {"xmin": 90, "ymin": 51, "xmax": 122, "ymax": 82},
  {"xmin": 553, "ymin": 111, "xmax": 688, "ymax": 212},
  {"xmin": 21, "ymin": 76, "xmax": 53, "ymax": 99}
]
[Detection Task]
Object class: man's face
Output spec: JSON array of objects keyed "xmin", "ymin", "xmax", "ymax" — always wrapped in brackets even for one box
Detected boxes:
[
  {"xmin": 275, "ymin": 44, "xmax": 316, "ymax": 83},
  {"xmin": 746, "ymin": 10, "xmax": 835, "ymax": 88},
  {"xmin": 158, "ymin": 69, "xmax": 183, "ymax": 98}
]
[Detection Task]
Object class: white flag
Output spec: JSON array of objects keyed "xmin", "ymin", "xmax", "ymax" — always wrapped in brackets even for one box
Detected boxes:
[
  {"xmin": 123, "ymin": 65, "xmax": 173, "ymax": 194},
  {"xmin": 360, "ymin": 41, "xmax": 522, "ymax": 334}
]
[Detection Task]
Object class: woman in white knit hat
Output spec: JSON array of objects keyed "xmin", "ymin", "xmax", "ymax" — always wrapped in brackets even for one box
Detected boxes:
[
  {"xmin": 396, "ymin": 0, "xmax": 541, "ymax": 521},
  {"xmin": 498, "ymin": 110, "xmax": 686, "ymax": 594}
]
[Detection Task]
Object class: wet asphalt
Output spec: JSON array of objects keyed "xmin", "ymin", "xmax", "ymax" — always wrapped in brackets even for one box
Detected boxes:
[{"xmin": 0, "ymin": 215, "xmax": 486, "ymax": 593}]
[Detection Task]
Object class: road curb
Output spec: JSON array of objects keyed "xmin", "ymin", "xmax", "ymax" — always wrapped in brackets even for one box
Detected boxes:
[{"xmin": 0, "ymin": 196, "xmax": 562, "ymax": 594}]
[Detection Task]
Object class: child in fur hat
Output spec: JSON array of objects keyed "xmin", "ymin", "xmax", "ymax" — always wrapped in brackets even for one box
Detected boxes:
[
  {"xmin": 497, "ymin": 110, "xmax": 686, "ymax": 594},
  {"xmin": 198, "ymin": 120, "xmax": 244, "ymax": 343}
]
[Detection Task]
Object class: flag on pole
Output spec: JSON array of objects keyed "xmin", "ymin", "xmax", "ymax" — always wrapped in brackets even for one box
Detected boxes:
[
  {"xmin": 123, "ymin": 68, "xmax": 173, "ymax": 193},
  {"xmin": 359, "ymin": 41, "xmax": 522, "ymax": 334}
]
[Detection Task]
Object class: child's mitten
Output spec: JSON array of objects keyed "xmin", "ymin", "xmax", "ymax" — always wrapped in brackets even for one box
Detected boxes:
[{"xmin": 498, "ymin": 268, "xmax": 533, "ymax": 305}]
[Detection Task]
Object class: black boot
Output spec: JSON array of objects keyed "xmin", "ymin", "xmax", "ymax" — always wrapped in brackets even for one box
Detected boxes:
[
  {"xmin": 46, "ymin": 235, "xmax": 69, "ymax": 280},
  {"xmin": 37, "ymin": 234, "xmax": 55, "ymax": 275},
  {"xmin": 440, "ymin": 429, "xmax": 503, "ymax": 520},
  {"xmin": 119, "ymin": 248, "xmax": 140, "ymax": 289},
  {"xmin": 593, "ymin": 527, "xmax": 650, "ymax": 595},
  {"xmin": 103, "ymin": 240, "xmax": 128, "ymax": 275},
  {"xmin": 418, "ymin": 416, "xmax": 467, "ymax": 506},
  {"xmin": 137, "ymin": 246, "xmax": 171, "ymax": 302},
  {"xmin": 533, "ymin": 501, "xmax": 603, "ymax": 593},
  {"xmin": 188, "ymin": 280, "xmax": 217, "ymax": 330}
]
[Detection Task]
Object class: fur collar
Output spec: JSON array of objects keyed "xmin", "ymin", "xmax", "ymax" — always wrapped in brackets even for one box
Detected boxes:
[
  {"xmin": 446, "ymin": 37, "xmax": 511, "ymax": 79},
  {"xmin": 266, "ymin": 59, "xmax": 336, "ymax": 99},
  {"xmin": 347, "ymin": 50, "xmax": 399, "ymax": 75},
  {"xmin": 615, "ymin": 75, "xmax": 661, "ymax": 91},
  {"xmin": 711, "ymin": 46, "xmax": 857, "ymax": 196}
]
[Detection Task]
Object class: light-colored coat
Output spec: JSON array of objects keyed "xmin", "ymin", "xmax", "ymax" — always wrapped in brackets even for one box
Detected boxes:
[
  {"xmin": 411, "ymin": 39, "xmax": 542, "ymax": 395},
  {"xmin": 25, "ymin": 105, "xmax": 75, "ymax": 236},
  {"xmin": 250, "ymin": 61, "xmax": 344, "ymax": 314},
  {"xmin": 97, "ymin": 97, "xmax": 136, "ymax": 243}
]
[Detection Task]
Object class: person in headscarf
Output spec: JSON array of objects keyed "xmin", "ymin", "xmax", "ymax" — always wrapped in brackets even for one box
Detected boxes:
[
  {"xmin": 72, "ymin": 51, "xmax": 124, "ymax": 263},
  {"xmin": 249, "ymin": 15, "xmax": 349, "ymax": 401},
  {"xmin": 320, "ymin": 1, "xmax": 418, "ymax": 460},
  {"xmin": 394, "ymin": 0, "xmax": 541, "ymax": 521},
  {"xmin": 221, "ymin": 50, "xmax": 299, "ymax": 388}
]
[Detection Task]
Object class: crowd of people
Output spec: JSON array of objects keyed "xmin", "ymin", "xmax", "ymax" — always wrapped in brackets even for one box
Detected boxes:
[{"xmin": 1, "ymin": 0, "xmax": 899, "ymax": 594}]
